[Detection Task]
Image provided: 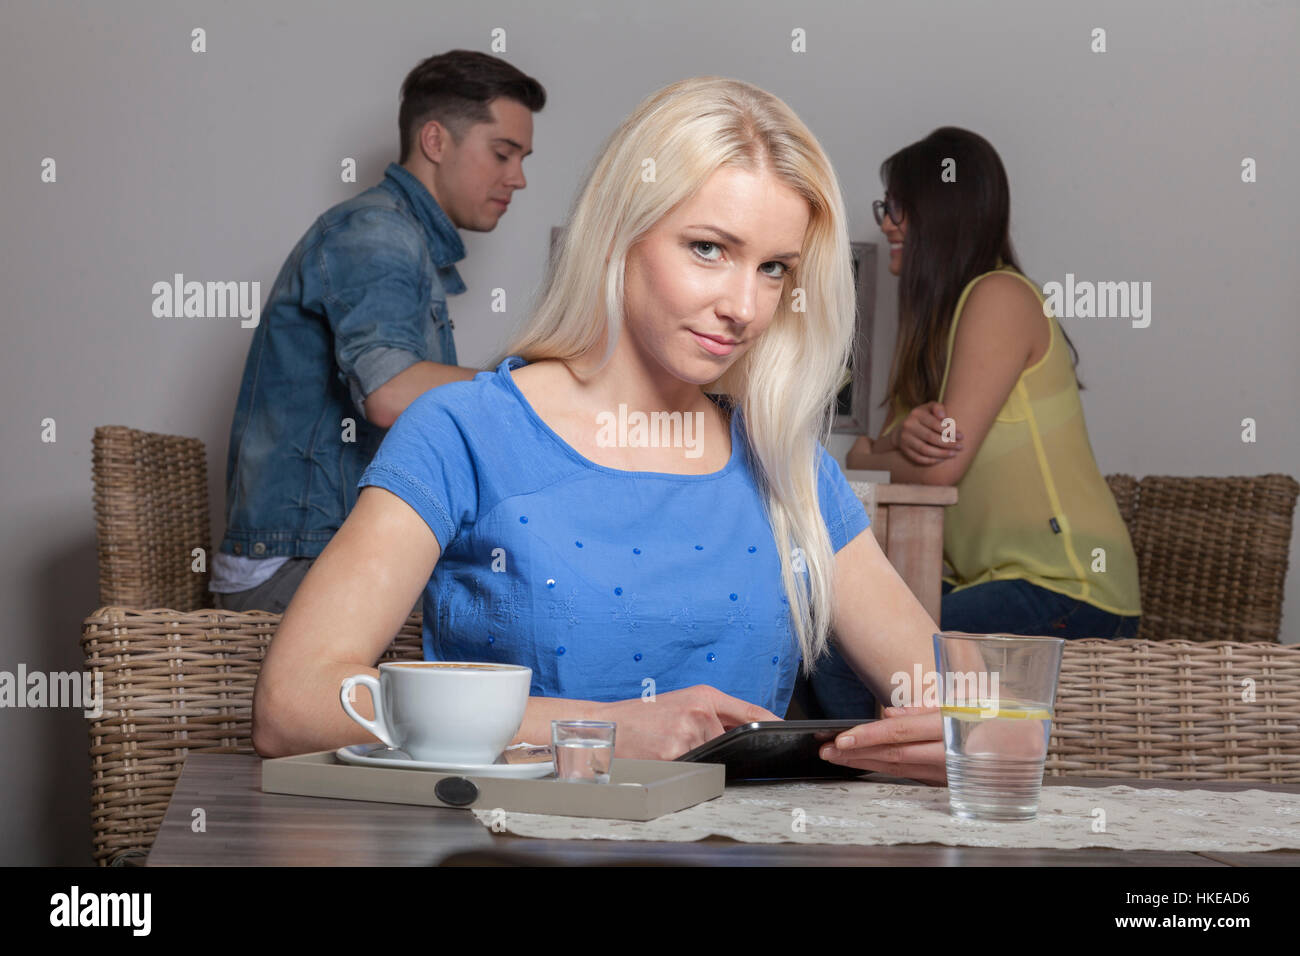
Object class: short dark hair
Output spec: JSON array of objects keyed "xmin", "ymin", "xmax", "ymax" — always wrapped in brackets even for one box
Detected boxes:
[{"xmin": 399, "ymin": 50, "xmax": 546, "ymax": 162}]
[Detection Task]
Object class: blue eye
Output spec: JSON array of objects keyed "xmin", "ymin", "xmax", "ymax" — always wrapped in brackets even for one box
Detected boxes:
[{"xmin": 690, "ymin": 241, "xmax": 789, "ymax": 278}]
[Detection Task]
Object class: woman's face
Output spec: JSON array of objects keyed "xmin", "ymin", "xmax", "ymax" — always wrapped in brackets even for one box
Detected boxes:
[
  {"xmin": 878, "ymin": 195, "xmax": 907, "ymax": 276},
  {"xmin": 622, "ymin": 165, "xmax": 810, "ymax": 386}
]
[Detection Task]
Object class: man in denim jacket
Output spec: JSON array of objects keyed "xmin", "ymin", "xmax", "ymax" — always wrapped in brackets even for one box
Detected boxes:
[{"xmin": 212, "ymin": 51, "xmax": 545, "ymax": 612}]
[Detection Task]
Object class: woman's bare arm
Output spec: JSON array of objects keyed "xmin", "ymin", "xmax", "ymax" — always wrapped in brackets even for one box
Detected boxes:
[
  {"xmin": 845, "ymin": 273, "xmax": 1039, "ymax": 483},
  {"xmin": 813, "ymin": 523, "xmax": 949, "ymax": 783},
  {"xmin": 252, "ymin": 486, "xmax": 443, "ymax": 756},
  {"xmin": 827, "ymin": 524, "xmax": 939, "ymax": 704}
]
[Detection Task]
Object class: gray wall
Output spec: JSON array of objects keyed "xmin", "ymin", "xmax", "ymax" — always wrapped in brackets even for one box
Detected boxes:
[{"xmin": 3, "ymin": 0, "xmax": 1296, "ymax": 864}]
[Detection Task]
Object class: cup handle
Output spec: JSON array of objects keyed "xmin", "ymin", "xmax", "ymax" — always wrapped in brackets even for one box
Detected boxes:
[{"xmin": 339, "ymin": 674, "xmax": 397, "ymax": 749}]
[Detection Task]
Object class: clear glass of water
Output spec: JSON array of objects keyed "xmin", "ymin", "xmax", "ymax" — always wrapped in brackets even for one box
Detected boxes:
[
  {"xmin": 551, "ymin": 720, "xmax": 616, "ymax": 783},
  {"xmin": 933, "ymin": 632, "xmax": 1065, "ymax": 821}
]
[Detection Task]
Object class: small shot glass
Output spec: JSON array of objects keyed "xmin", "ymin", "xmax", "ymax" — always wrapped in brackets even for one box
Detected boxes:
[{"xmin": 551, "ymin": 720, "xmax": 616, "ymax": 783}]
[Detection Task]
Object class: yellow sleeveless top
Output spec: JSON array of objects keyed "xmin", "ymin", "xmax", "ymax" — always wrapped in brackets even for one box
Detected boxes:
[{"xmin": 882, "ymin": 267, "xmax": 1141, "ymax": 615}]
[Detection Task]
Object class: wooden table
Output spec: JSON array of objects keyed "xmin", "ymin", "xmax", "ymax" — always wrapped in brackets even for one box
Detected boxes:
[
  {"xmin": 146, "ymin": 754, "xmax": 1300, "ymax": 866},
  {"xmin": 862, "ymin": 482, "xmax": 957, "ymax": 625}
]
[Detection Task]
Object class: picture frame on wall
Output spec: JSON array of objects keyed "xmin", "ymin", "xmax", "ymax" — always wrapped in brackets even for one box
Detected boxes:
[
  {"xmin": 834, "ymin": 241, "xmax": 877, "ymax": 435},
  {"xmin": 548, "ymin": 228, "xmax": 876, "ymax": 434}
]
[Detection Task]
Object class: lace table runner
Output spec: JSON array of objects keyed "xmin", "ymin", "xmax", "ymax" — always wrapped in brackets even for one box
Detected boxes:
[{"xmin": 472, "ymin": 778, "xmax": 1300, "ymax": 851}]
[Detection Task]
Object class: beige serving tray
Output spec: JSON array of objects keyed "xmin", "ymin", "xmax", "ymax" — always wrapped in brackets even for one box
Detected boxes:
[{"xmin": 261, "ymin": 749, "xmax": 726, "ymax": 821}]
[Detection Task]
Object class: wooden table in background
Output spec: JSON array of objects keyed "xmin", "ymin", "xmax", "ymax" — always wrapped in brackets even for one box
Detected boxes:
[
  {"xmin": 145, "ymin": 755, "xmax": 1300, "ymax": 866},
  {"xmin": 869, "ymin": 483, "xmax": 958, "ymax": 625}
]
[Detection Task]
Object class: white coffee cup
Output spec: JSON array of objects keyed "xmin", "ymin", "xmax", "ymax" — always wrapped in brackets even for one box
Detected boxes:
[{"xmin": 339, "ymin": 661, "xmax": 532, "ymax": 764}]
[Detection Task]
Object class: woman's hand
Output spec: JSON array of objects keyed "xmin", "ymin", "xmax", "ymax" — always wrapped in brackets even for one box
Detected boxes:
[
  {"xmin": 818, "ymin": 705, "xmax": 948, "ymax": 785},
  {"xmin": 897, "ymin": 402, "xmax": 963, "ymax": 465},
  {"xmin": 594, "ymin": 685, "xmax": 782, "ymax": 761}
]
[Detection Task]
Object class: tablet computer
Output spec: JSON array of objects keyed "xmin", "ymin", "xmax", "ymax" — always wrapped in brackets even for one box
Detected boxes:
[{"xmin": 675, "ymin": 719, "xmax": 878, "ymax": 782}]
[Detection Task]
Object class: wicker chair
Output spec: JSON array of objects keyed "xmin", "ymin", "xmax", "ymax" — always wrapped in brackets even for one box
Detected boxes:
[
  {"xmin": 92, "ymin": 425, "xmax": 213, "ymax": 611},
  {"xmin": 1044, "ymin": 639, "xmax": 1300, "ymax": 781},
  {"xmin": 81, "ymin": 606, "xmax": 425, "ymax": 866},
  {"xmin": 1105, "ymin": 474, "xmax": 1298, "ymax": 642},
  {"xmin": 82, "ymin": 607, "xmax": 1300, "ymax": 866}
]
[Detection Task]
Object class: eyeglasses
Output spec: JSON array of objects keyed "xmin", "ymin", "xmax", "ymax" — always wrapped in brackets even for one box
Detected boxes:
[{"xmin": 872, "ymin": 195, "xmax": 903, "ymax": 227}]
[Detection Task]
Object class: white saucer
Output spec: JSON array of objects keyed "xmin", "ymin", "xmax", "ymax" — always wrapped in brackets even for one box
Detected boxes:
[{"xmin": 335, "ymin": 743, "xmax": 555, "ymax": 778}]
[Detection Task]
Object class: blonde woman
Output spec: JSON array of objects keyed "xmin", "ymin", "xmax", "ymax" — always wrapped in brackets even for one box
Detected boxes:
[{"xmin": 252, "ymin": 77, "xmax": 947, "ymax": 784}]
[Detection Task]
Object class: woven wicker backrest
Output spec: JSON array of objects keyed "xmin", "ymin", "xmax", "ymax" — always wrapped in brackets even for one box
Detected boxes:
[
  {"xmin": 83, "ymin": 608, "xmax": 1300, "ymax": 864},
  {"xmin": 92, "ymin": 425, "xmax": 213, "ymax": 611},
  {"xmin": 1104, "ymin": 473, "xmax": 1138, "ymax": 540},
  {"xmin": 1127, "ymin": 474, "xmax": 1298, "ymax": 642},
  {"xmin": 82, "ymin": 606, "xmax": 424, "ymax": 866},
  {"xmin": 1046, "ymin": 639, "xmax": 1300, "ymax": 782}
]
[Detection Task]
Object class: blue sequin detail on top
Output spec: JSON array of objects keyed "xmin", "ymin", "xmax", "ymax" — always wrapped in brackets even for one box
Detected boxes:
[
  {"xmin": 557, "ymin": 646, "xmax": 566, "ymax": 655},
  {"xmin": 614, "ymin": 587, "xmax": 623, "ymax": 595},
  {"xmin": 519, "ymin": 515, "xmax": 528, "ymax": 523},
  {"xmin": 707, "ymin": 652, "xmax": 716, "ymax": 662},
  {"xmin": 748, "ymin": 546, "xmax": 757, "ymax": 553},
  {"xmin": 695, "ymin": 545, "xmax": 703, "ymax": 551},
  {"xmin": 634, "ymin": 653, "xmax": 642, "ymax": 662},
  {"xmin": 633, "ymin": 547, "xmax": 641, "ymax": 554}
]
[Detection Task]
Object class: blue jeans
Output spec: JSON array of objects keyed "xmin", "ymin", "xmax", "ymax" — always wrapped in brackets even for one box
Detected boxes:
[{"xmin": 798, "ymin": 579, "xmax": 1140, "ymax": 720}]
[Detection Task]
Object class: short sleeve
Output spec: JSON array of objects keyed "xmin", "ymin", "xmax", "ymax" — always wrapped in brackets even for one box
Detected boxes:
[
  {"xmin": 356, "ymin": 390, "xmax": 480, "ymax": 550},
  {"xmin": 817, "ymin": 444, "xmax": 871, "ymax": 552},
  {"xmin": 314, "ymin": 207, "xmax": 435, "ymax": 410}
]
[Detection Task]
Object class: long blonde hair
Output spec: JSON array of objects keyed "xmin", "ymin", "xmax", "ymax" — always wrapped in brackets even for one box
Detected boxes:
[{"xmin": 491, "ymin": 77, "xmax": 857, "ymax": 673}]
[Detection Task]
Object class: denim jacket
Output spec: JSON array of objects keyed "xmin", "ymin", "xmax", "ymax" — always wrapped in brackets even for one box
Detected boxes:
[{"xmin": 219, "ymin": 163, "xmax": 465, "ymax": 559}]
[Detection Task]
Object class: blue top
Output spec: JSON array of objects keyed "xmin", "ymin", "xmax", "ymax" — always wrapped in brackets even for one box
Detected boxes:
[
  {"xmin": 217, "ymin": 162, "xmax": 464, "ymax": 570},
  {"xmin": 357, "ymin": 356, "xmax": 872, "ymax": 717}
]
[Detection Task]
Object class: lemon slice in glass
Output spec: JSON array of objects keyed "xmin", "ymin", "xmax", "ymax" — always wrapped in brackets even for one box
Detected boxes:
[{"xmin": 940, "ymin": 704, "xmax": 1053, "ymax": 720}]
